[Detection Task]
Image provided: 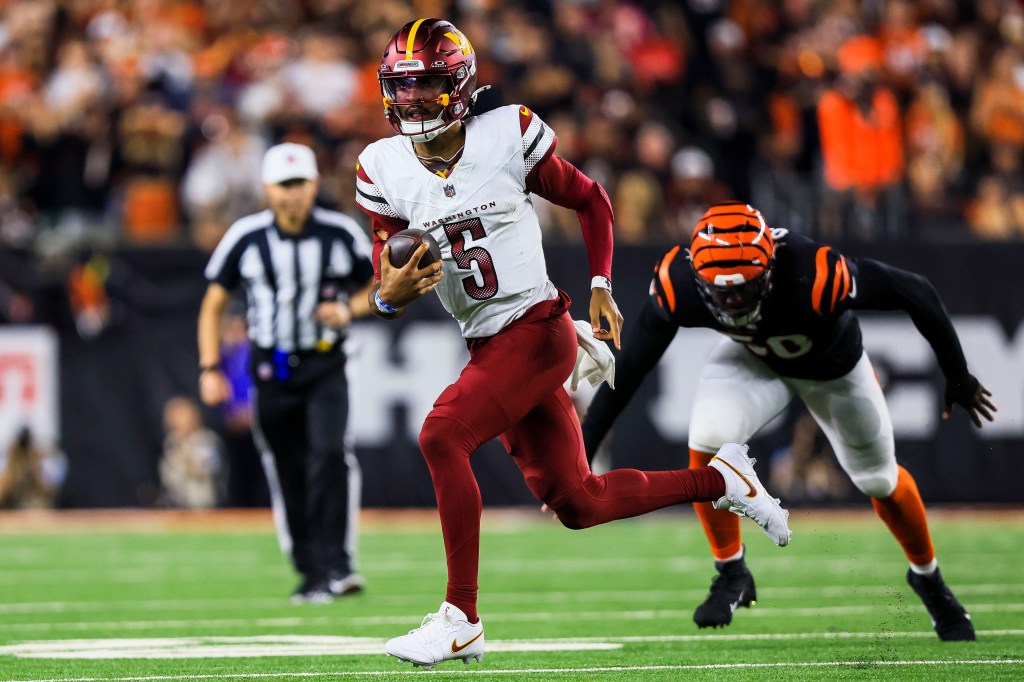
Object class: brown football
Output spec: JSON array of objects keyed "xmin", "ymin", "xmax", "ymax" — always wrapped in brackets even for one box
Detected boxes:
[{"xmin": 386, "ymin": 228, "xmax": 442, "ymax": 269}]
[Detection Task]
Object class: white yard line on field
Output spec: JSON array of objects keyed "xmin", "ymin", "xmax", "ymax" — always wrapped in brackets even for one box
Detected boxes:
[
  {"xmin": 1, "ymin": 551, "xmax": 1016, "ymax": 581},
  {"xmin": 0, "ymin": 567, "xmax": 287, "ymax": 584},
  {"xmin": 1, "ymin": 604, "xmax": 1023, "ymax": 634},
  {"xmin": 3, "ymin": 631, "xmax": 1024, "ymax": 655},
  {"xmin": 5, "ymin": 660, "xmax": 1024, "ymax": 682},
  {"xmin": 0, "ymin": 550, "xmax": 269, "ymax": 567},
  {"xmin": 2, "ymin": 582, "xmax": 1023, "ymax": 615},
  {"xmin": 0, "ymin": 637, "xmax": 622, "ymax": 659}
]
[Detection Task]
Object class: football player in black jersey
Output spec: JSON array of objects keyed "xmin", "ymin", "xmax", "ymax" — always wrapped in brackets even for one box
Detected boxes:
[{"xmin": 582, "ymin": 202, "xmax": 995, "ymax": 641}]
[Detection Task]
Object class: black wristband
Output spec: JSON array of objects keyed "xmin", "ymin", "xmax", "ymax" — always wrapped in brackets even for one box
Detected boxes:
[{"xmin": 199, "ymin": 364, "xmax": 221, "ymax": 374}]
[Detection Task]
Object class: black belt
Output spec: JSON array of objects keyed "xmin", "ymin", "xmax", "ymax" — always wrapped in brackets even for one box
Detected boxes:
[{"xmin": 251, "ymin": 343, "xmax": 342, "ymax": 382}]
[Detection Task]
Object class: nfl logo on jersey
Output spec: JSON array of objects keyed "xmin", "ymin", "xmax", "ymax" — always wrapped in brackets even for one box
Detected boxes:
[{"xmin": 443, "ymin": 184, "xmax": 456, "ymax": 198}]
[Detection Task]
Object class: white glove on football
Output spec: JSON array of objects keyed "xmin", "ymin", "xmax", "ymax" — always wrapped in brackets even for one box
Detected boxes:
[{"xmin": 570, "ymin": 319, "xmax": 616, "ymax": 391}]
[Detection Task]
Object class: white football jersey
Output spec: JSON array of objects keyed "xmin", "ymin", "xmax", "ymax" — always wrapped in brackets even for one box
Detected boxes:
[{"xmin": 356, "ymin": 104, "xmax": 558, "ymax": 338}]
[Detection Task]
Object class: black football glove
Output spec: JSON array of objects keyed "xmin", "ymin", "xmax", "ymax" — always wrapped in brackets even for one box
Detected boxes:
[{"xmin": 942, "ymin": 373, "xmax": 997, "ymax": 428}]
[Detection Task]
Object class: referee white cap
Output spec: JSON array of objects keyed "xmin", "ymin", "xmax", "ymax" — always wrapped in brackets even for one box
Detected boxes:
[{"xmin": 262, "ymin": 143, "xmax": 319, "ymax": 185}]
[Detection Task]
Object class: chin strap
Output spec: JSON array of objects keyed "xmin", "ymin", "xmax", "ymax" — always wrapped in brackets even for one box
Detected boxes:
[
  {"xmin": 407, "ymin": 119, "xmax": 459, "ymax": 143},
  {"xmin": 470, "ymin": 85, "xmax": 491, "ymax": 105}
]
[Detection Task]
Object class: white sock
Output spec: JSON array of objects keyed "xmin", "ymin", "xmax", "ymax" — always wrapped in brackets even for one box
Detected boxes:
[{"xmin": 909, "ymin": 559, "xmax": 938, "ymax": 576}]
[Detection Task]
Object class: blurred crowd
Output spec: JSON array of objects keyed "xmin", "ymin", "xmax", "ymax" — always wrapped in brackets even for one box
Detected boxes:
[
  {"xmin": 0, "ymin": 0, "xmax": 1023, "ymax": 266},
  {"xmin": 0, "ymin": 425, "xmax": 65, "ymax": 509}
]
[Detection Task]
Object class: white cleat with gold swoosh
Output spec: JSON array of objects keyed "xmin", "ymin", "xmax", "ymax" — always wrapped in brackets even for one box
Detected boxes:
[
  {"xmin": 708, "ymin": 443, "xmax": 792, "ymax": 547},
  {"xmin": 385, "ymin": 601, "xmax": 484, "ymax": 669}
]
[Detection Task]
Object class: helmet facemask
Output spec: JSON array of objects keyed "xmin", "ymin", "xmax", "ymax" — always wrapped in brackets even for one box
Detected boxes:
[
  {"xmin": 381, "ymin": 72, "xmax": 465, "ymax": 142},
  {"xmin": 693, "ymin": 262, "xmax": 774, "ymax": 328}
]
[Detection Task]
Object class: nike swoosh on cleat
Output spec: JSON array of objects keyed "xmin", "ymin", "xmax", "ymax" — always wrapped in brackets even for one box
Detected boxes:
[
  {"xmin": 451, "ymin": 631, "xmax": 483, "ymax": 654},
  {"xmin": 714, "ymin": 458, "xmax": 758, "ymax": 498}
]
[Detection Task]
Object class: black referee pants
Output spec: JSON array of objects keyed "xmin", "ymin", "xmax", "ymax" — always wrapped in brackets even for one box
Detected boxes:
[{"xmin": 251, "ymin": 348, "xmax": 360, "ymax": 583}]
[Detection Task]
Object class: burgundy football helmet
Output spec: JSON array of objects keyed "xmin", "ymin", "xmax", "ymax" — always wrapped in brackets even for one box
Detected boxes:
[{"xmin": 378, "ymin": 18, "xmax": 481, "ymax": 142}]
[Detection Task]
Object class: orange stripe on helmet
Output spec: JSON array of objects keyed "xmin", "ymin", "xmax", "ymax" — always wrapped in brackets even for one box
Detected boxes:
[
  {"xmin": 657, "ymin": 245, "xmax": 681, "ymax": 313},
  {"xmin": 830, "ymin": 259, "xmax": 844, "ymax": 312},
  {"xmin": 689, "ymin": 203, "xmax": 774, "ymax": 287},
  {"xmin": 693, "ymin": 202, "xmax": 770, "ymax": 238},
  {"xmin": 811, "ymin": 246, "xmax": 831, "ymax": 315},
  {"xmin": 838, "ymin": 255, "xmax": 851, "ymax": 300}
]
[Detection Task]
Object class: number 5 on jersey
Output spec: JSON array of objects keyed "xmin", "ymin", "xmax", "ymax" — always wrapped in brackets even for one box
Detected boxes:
[{"xmin": 444, "ymin": 218, "xmax": 498, "ymax": 300}]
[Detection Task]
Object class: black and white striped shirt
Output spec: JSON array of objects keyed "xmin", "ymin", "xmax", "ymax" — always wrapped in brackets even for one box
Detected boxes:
[{"xmin": 205, "ymin": 207, "xmax": 374, "ymax": 352}]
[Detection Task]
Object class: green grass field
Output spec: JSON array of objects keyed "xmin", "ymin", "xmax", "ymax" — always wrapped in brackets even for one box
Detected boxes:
[{"xmin": 0, "ymin": 508, "xmax": 1021, "ymax": 681}]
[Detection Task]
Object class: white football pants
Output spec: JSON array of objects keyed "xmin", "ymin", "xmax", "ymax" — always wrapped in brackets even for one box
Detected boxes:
[{"xmin": 687, "ymin": 339, "xmax": 898, "ymax": 498}]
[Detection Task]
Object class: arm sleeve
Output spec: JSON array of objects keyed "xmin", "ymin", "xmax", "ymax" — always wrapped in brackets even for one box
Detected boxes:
[
  {"xmin": 526, "ymin": 153, "xmax": 614, "ymax": 280},
  {"xmin": 355, "ymin": 160, "xmax": 409, "ymax": 280},
  {"xmin": 850, "ymin": 257, "xmax": 969, "ymax": 382},
  {"xmin": 369, "ymin": 214, "xmax": 410, "ymax": 281},
  {"xmin": 581, "ymin": 297, "xmax": 679, "ymax": 462}
]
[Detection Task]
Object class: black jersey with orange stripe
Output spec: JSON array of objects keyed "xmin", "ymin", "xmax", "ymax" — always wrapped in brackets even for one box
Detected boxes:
[
  {"xmin": 582, "ymin": 229, "xmax": 973, "ymax": 461},
  {"xmin": 651, "ymin": 229, "xmax": 865, "ymax": 380}
]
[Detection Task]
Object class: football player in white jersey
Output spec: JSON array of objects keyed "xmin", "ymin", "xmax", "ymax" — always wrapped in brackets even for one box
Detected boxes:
[{"xmin": 355, "ymin": 19, "xmax": 792, "ymax": 670}]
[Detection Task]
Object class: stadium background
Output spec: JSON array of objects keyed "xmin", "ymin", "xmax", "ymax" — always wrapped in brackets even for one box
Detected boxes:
[{"xmin": 0, "ymin": 0, "xmax": 1022, "ymax": 510}]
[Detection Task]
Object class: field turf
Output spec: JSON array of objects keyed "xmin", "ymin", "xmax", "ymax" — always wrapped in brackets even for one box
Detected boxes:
[{"xmin": 0, "ymin": 508, "xmax": 1021, "ymax": 681}]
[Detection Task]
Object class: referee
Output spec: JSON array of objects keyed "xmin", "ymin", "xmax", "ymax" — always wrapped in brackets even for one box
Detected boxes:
[{"xmin": 198, "ymin": 142, "xmax": 375, "ymax": 603}]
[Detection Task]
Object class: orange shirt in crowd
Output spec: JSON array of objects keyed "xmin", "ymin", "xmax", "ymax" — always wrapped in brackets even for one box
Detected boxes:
[
  {"xmin": 817, "ymin": 86, "xmax": 904, "ymax": 192},
  {"xmin": 0, "ymin": 64, "xmax": 35, "ymax": 164}
]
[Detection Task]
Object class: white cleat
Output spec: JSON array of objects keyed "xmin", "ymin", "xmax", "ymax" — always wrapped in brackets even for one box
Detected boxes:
[
  {"xmin": 708, "ymin": 443, "xmax": 792, "ymax": 547},
  {"xmin": 385, "ymin": 601, "xmax": 485, "ymax": 670}
]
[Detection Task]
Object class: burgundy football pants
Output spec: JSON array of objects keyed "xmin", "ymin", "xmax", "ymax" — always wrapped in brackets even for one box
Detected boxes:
[{"xmin": 418, "ymin": 292, "xmax": 724, "ymax": 619}]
